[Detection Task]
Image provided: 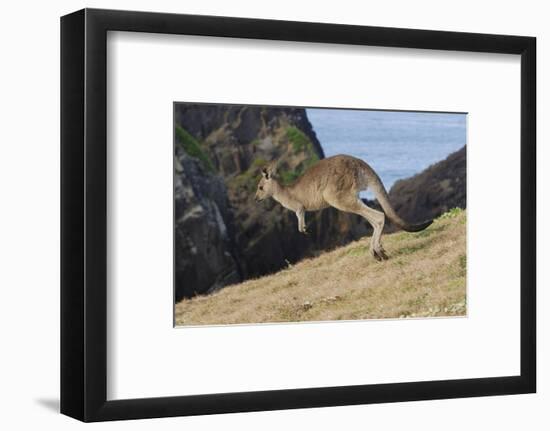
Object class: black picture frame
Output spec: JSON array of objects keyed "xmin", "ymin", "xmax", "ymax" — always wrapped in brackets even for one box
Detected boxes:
[{"xmin": 61, "ymin": 8, "xmax": 536, "ymax": 422}]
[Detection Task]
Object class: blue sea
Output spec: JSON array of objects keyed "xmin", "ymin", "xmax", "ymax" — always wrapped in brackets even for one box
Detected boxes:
[{"xmin": 306, "ymin": 109, "xmax": 467, "ymax": 198}]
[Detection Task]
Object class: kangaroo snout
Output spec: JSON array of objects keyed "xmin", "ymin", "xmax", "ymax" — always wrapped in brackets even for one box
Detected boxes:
[{"xmin": 254, "ymin": 191, "xmax": 264, "ymax": 202}]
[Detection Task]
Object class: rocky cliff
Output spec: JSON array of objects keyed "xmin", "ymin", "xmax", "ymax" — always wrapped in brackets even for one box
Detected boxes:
[
  {"xmin": 174, "ymin": 148, "xmax": 241, "ymax": 299},
  {"xmin": 174, "ymin": 104, "xmax": 367, "ymax": 299},
  {"xmin": 389, "ymin": 145, "xmax": 466, "ymax": 223}
]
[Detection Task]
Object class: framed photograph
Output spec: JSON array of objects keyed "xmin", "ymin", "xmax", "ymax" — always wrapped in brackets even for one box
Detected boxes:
[{"xmin": 61, "ymin": 8, "xmax": 536, "ymax": 422}]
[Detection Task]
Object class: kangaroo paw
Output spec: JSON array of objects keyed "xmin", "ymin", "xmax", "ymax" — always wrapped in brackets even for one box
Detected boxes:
[
  {"xmin": 372, "ymin": 247, "xmax": 389, "ymax": 261},
  {"xmin": 378, "ymin": 247, "xmax": 389, "ymax": 260}
]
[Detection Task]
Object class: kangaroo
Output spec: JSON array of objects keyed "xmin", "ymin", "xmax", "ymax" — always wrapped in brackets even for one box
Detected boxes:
[{"xmin": 254, "ymin": 155, "xmax": 433, "ymax": 261}]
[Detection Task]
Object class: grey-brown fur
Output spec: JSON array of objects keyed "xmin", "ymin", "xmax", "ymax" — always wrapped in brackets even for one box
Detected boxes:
[{"xmin": 255, "ymin": 155, "xmax": 433, "ymax": 260}]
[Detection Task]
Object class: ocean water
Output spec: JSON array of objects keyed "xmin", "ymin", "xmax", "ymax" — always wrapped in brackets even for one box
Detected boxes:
[{"xmin": 306, "ymin": 109, "xmax": 467, "ymax": 198}]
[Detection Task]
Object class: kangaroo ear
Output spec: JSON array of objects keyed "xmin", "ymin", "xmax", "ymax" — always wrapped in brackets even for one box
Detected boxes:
[
  {"xmin": 267, "ymin": 161, "xmax": 278, "ymax": 177},
  {"xmin": 262, "ymin": 161, "xmax": 278, "ymax": 179}
]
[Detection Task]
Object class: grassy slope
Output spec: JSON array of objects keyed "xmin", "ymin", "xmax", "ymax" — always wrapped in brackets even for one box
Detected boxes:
[{"xmin": 175, "ymin": 209, "xmax": 466, "ymax": 326}]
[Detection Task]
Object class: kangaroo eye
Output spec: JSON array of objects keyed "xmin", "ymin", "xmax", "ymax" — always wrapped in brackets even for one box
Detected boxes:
[{"xmin": 259, "ymin": 186, "xmax": 264, "ymax": 191}]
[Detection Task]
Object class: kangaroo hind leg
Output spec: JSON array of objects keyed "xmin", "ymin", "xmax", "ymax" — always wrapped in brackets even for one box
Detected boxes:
[
  {"xmin": 359, "ymin": 201, "xmax": 388, "ymax": 261},
  {"xmin": 326, "ymin": 195, "xmax": 388, "ymax": 261}
]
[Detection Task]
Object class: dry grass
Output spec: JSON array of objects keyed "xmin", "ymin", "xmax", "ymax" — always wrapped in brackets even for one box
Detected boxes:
[{"xmin": 175, "ymin": 209, "xmax": 467, "ymax": 326}]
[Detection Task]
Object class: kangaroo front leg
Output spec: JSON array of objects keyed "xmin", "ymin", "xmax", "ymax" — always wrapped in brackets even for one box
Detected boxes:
[{"xmin": 296, "ymin": 208, "xmax": 308, "ymax": 234}]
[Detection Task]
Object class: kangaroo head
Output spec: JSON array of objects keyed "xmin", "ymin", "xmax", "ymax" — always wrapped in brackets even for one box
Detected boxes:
[{"xmin": 255, "ymin": 162, "xmax": 278, "ymax": 202}]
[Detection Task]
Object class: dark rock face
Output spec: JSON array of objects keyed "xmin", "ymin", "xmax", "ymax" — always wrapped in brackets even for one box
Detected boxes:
[
  {"xmin": 174, "ymin": 104, "xmax": 367, "ymax": 298},
  {"xmin": 389, "ymin": 146, "xmax": 466, "ymax": 223},
  {"xmin": 174, "ymin": 149, "xmax": 241, "ymax": 301}
]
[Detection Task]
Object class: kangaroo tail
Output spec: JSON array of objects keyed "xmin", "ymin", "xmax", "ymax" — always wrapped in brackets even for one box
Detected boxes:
[{"xmin": 369, "ymin": 171, "xmax": 433, "ymax": 233}]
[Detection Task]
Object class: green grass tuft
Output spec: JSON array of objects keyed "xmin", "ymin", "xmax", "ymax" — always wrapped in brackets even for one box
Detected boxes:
[
  {"xmin": 175, "ymin": 126, "xmax": 215, "ymax": 172},
  {"xmin": 286, "ymin": 126, "xmax": 311, "ymax": 152},
  {"xmin": 279, "ymin": 170, "xmax": 300, "ymax": 185},
  {"xmin": 346, "ymin": 245, "xmax": 369, "ymax": 256},
  {"xmin": 278, "ymin": 154, "xmax": 320, "ymax": 186},
  {"xmin": 396, "ymin": 242, "xmax": 430, "ymax": 256},
  {"xmin": 437, "ymin": 207, "xmax": 463, "ymax": 220}
]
